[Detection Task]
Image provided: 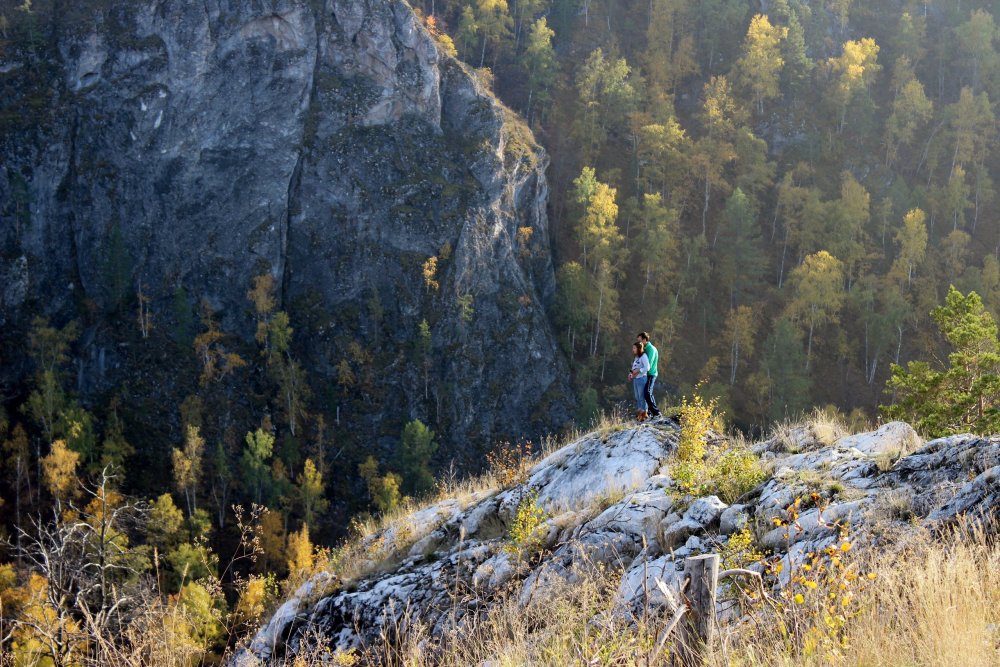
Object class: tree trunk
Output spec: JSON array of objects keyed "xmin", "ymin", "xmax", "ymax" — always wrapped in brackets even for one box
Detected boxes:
[
  {"xmin": 730, "ymin": 339, "xmax": 739, "ymax": 386},
  {"xmin": 677, "ymin": 554, "xmax": 719, "ymax": 667},
  {"xmin": 592, "ymin": 280, "xmax": 605, "ymax": 357},
  {"xmin": 805, "ymin": 320, "xmax": 815, "ymax": 372},
  {"xmin": 701, "ymin": 171, "xmax": 711, "ymax": 236}
]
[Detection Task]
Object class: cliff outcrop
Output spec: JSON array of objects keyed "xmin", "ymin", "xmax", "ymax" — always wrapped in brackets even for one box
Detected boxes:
[
  {"xmin": 0, "ymin": 0, "xmax": 570, "ymax": 450},
  {"xmin": 233, "ymin": 417, "xmax": 1000, "ymax": 664}
]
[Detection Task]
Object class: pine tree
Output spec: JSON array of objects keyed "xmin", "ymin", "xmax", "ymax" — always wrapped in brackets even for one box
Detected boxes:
[
  {"xmin": 398, "ymin": 420, "xmax": 438, "ymax": 496},
  {"xmin": 762, "ymin": 318, "xmax": 810, "ymax": 421},
  {"xmin": 883, "ymin": 286, "xmax": 1000, "ymax": 436},
  {"xmin": 715, "ymin": 188, "xmax": 766, "ymax": 307}
]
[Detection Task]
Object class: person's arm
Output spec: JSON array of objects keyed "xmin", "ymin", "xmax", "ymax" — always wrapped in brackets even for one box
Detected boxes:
[{"xmin": 633, "ymin": 352, "xmax": 649, "ymax": 377}]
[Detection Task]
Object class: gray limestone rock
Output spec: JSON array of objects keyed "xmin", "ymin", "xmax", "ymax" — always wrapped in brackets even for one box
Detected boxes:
[
  {"xmin": 0, "ymin": 0, "xmax": 571, "ymax": 454},
  {"xmin": 719, "ymin": 504, "xmax": 748, "ymax": 535},
  {"xmin": 232, "ymin": 422, "xmax": 1000, "ymax": 664},
  {"xmin": 682, "ymin": 495, "xmax": 727, "ymax": 528}
]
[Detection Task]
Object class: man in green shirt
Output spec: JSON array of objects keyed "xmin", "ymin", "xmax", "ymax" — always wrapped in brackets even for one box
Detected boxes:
[{"xmin": 637, "ymin": 332, "xmax": 661, "ymax": 418}]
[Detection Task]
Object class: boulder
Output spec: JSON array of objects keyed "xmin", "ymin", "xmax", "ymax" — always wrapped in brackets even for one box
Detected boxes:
[{"xmin": 682, "ymin": 496, "xmax": 728, "ymax": 528}]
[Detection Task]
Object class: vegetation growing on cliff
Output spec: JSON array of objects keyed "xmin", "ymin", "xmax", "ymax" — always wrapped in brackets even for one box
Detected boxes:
[{"xmin": 413, "ymin": 0, "xmax": 1000, "ymax": 432}]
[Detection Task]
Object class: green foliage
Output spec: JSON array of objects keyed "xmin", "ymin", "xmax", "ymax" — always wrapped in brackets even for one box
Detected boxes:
[
  {"xmin": 165, "ymin": 542, "xmax": 218, "ymax": 589},
  {"xmin": 883, "ymin": 286, "xmax": 1000, "ymax": 436},
  {"xmin": 177, "ymin": 581, "xmax": 225, "ymax": 646},
  {"xmin": 506, "ymin": 490, "xmax": 549, "ymax": 556},
  {"xmin": 712, "ymin": 446, "xmax": 768, "ymax": 503},
  {"xmin": 54, "ymin": 405, "xmax": 98, "ymax": 470},
  {"xmin": 99, "ymin": 402, "xmax": 134, "ymax": 473},
  {"xmin": 717, "ymin": 188, "xmax": 766, "ymax": 306},
  {"xmin": 673, "ymin": 392, "xmax": 720, "ymax": 494},
  {"xmin": 26, "ymin": 317, "xmax": 78, "ymax": 443},
  {"xmin": 147, "ymin": 493, "xmax": 185, "ymax": 552},
  {"xmin": 359, "ymin": 456, "xmax": 403, "ymax": 515},
  {"xmin": 457, "ymin": 293, "xmax": 475, "ymax": 322},
  {"xmin": 522, "ymin": 17, "xmax": 557, "ymax": 120},
  {"xmin": 398, "ymin": 419, "xmax": 438, "ymax": 496},
  {"xmin": 673, "ymin": 391, "xmax": 765, "ymax": 500},
  {"xmin": 762, "ymin": 318, "xmax": 811, "ymax": 421},
  {"xmin": 721, "ymin": 525, "xmax": 763, "ymax": 569},
  {"xmin": 242, "ymin": 428, "xmax": 275, "ymax": 504}
]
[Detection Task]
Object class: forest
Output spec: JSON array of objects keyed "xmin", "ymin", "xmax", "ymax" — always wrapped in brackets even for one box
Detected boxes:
[
  {"xmin": 3, "ymin": 0, "xmax": 1000, "ymax": 663},
  {"xmin": 418, "ymin": 0, "xmax": 1000, "ymax": 429}
]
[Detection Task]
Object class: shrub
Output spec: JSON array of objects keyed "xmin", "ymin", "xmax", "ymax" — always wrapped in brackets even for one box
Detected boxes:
[
  {"xmin": 713, "ymin": 446, "xmax": 768, "ymax": 503},
  {"xmin": 721, "ymin": 525, "xmax": 763, "ymax": 569},
  {"xmin": 673, "ymin": 393, "xmax": 766, "ymax": 501},
  {"xmin": 506, "ymin": 491, "xmax": 549, "ymax": 557},
  {"xmin": 486, "ymin": 440, "xmax": 534, "ymax": 487},
  {"xmin": 772, "ymin": 531, "xmax": 874, "ymax": 661},
  {"xmin": 678, "ymin": 392, "xmax": 719, "ymax": 464}
]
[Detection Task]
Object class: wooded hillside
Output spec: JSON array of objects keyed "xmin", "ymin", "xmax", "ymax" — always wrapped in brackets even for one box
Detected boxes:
[{"xmin": 423, "ymin": 0, "xmax": 1000, "ymax": 428}]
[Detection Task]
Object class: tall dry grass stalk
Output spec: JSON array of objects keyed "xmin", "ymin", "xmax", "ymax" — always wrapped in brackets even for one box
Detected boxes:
[{"xmin": 714, "ymin": 524, "xmax": 1000, "ymax": 667}]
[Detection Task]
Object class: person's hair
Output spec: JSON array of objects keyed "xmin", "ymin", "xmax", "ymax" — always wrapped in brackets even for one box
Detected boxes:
[
  {"xmin": 637, "ymin": 331, "xmax": 650, "ymax": 342},
  {"xmin": 632, "ymin": 342, "xmax": 642, "ymax": 356}
]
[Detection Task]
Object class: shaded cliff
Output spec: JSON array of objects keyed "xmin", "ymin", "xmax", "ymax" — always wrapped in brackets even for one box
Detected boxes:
[{"xmin": 0, "ymin": 0, "xmax": 571, "ymax": 457}]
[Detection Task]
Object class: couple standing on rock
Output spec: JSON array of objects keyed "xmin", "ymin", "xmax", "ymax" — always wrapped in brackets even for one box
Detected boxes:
[{"xmin": 628, "ymin": 331, "xmax": 662, "ymax": 422}]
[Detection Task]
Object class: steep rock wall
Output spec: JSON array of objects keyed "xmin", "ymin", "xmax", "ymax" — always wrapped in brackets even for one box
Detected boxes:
[{"xmin": 0, "ymin": 0, "xmax": 570, "ymax": 450}]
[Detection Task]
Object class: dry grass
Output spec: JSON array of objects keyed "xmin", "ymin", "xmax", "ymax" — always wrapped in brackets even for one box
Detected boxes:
[
  {"xmin": 376, "ymin": 560, "xmax": 658, "ymax": 667},
  {"xmin": 713, "ymin": 524, "xmax": 1000, "ymax": 667},
  {"xmin": 311, "ymin": 524, "xmax": 1000, "ymax": 667},
  {"xmin": 766, "ymin": 407, "xmax": 855, "ymax": 452},
  {"xmin": 13, "ymin": 520, "xmax": 997, "ymax": 667}
]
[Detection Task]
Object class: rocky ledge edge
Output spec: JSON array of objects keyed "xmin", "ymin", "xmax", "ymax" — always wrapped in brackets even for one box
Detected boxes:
[{"xmin": 231, "ymin": 418, "xmax": 1000, "ymax": 664}]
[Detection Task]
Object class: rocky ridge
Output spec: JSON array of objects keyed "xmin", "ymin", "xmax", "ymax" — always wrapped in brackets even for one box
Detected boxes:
[
  {"xmin": 232, "ymin": 418, "xmax": 1000, "ymax": 664},
  {"xmin": 0, "ymin": 0, "xmax": 570, "ymax": 449}
]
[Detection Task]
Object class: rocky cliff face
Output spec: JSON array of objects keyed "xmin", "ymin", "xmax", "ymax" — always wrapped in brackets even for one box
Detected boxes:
[
  {"xmin": 232, "ymin": 418, "xmax": 1000, "ymax": 664},
  {"xmin": 0, "ymin": 0, "xmax": 570, "ymax": 448}
]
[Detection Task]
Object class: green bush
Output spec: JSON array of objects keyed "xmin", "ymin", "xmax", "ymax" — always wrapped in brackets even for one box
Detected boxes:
[
  {"xmin": 506, "ymin": 491, "xmax": 549, "ymax": 557},
  {"xmin": 712, "ymin": 446, "xmax": 768, "ymax": 503}
]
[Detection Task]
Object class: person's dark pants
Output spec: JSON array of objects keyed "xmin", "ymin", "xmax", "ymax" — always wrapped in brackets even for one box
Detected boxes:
[{"xmin": 644, "ymin": 375, "xmax": 661, "ymax": 416}]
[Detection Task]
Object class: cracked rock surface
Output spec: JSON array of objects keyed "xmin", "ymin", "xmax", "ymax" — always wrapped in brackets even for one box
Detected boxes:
[{"xmin": 232, "ymin": 419, "xmax": 1000, "ymax": 664}]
